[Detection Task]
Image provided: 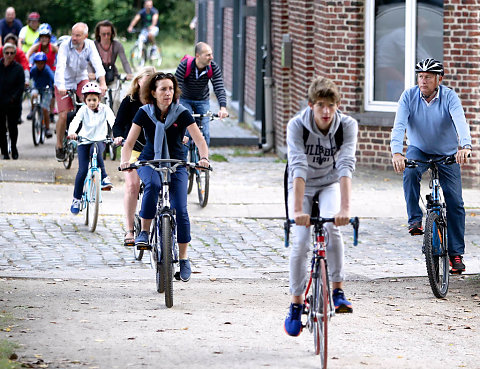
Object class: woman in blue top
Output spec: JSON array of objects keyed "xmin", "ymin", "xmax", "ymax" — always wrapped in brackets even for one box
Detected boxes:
[{"xmin": 120, "ymin": 72, "xmax": 209, "ymax": 282}]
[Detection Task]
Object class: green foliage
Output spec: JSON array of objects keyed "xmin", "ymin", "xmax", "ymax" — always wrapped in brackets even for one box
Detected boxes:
[{"xmin": 0, "ymin": 0, "xmax": 195, "ymax": 42}]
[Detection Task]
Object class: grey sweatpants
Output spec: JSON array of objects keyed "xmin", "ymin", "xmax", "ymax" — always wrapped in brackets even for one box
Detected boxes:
[{"xmin": 288, "ymin": 182, "xmax": 345, "ymax": 296}]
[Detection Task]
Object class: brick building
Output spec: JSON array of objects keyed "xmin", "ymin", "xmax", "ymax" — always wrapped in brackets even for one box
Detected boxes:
[{"xmin": 195, "ymin": 0, "xmax": 479, "ymax": 184}]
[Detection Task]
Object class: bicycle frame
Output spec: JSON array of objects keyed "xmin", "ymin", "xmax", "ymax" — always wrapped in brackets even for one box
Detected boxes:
[{"xmin": 81, "ymin": 142, "xmax": 102, "ymax": 211}]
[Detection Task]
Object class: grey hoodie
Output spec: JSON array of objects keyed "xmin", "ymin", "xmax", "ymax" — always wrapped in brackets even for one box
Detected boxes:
[{"xmin": 287, "ymin": 107, "xmax": 358, "ymax": 189}]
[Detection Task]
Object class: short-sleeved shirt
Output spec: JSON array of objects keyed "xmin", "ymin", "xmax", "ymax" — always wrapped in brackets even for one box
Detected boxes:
[
  {"xmin": 139, "ymin": 7, "xmax": 159, "ymax": 28},
  {"xmin": 133, "ymin": 104, "xmax": 194, "ymax": 161},
  {"xmin": 30, "ymin": 64, "xmax": 54, "ymax": 91},
  {"xmin": 0, "ymin": 18, "xmax": 22, "ymax": 43}
]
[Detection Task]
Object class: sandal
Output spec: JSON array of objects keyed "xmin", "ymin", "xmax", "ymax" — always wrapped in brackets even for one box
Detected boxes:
[{"xmin": 124, "ymin": 230, "xmax": 135, "ymax": 247}]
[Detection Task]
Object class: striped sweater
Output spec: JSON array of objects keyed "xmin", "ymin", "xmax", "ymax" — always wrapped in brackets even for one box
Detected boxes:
[{"xmin": 175, "ymin": 58, "xmax": 227, "ymax": 107}]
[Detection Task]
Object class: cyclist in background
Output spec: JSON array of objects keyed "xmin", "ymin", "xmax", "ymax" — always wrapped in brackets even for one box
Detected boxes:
[
  {"xmin": 88, "ymin": 20, "xmax": 133, "ymax": 113},
  {"xmin": 119, "ymin": 72, "xmax": 209, "ymax": 282},
  {"xmin": 29, "ymin": 52, "xmax": 54, "ymax": 138},
  {"xmin": 67, "ymin": 82, "xmax": 115, "ymax": 214},
  {"xmin": 284, "ymin": 76, "xmax": 358, "ymax": 337},
  {"xmin": 26, "ymin": 23, "xmax": 58, "ymax": 71},
  {"xmin": 127, "ymin": 0, "xmax": 160, "ymax": 59},
  {"xmin": 0, "ymin": 7, "xmax": 22, "ymax": 47},
  {"xmin": 390, "ymin": 58, "xmax": 472, "ymax": 274},
  {"xmin": 18, "ymin": 12, "xmax": 40, "ymax": 53},
  {"xmin": 112, "ymin": 66, "xmax": 155, "ymax": 247}
]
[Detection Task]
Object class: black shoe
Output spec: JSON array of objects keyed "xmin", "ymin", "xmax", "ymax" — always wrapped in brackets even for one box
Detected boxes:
[
  {"xmin": 409, "ymin": 221, "xmax": 424, "ymax": 236},
  {"xmin": 449, "ymin": 255, "xmax": 465, "ymax": 274},
  {"xmin": 11, "ymin": 147, "xmax": 18, "ymax": 160},
  {"xmin": 27, "ymin": 111, "xmax": 33, "ymax": 120},
  {"xmin": 3, "ymin": 154, "xmax": 10, "ymax": 160},
  {"xmin": 55, "ymin": 148, "xmax": 65, "ymax": 161}
]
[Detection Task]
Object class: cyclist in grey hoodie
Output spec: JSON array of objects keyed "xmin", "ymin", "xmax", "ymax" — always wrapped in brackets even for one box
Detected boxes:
[{"xmin": 284, "ymin": 76, "xmax": 358, "ymax": 337}]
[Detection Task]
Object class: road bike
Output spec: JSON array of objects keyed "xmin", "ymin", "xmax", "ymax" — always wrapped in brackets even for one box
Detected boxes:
[
  {"xmin": 129, "ymin": 29, "xmax": 162, "ymax": 71},
  {"xmin": 30, "ymin": 86, "xmax": 51, "ymax": 146},
  {"xmin": 187, "ymin": 111, "xmax": 222, "ymax": 207},
  {"xmin": 76, "ymin": 136, "xmax": 113, "ymax": 232},
  {"xmin": 405, "ymin": 154, "xmax": 457, "ymax": 298},
  {"xmin": 61, "ymin": 90, "xmax": 84, "ymax": 169},
  {"xmin": 120, "ymin": 159, "xmax": 210, "ymax": 308},
  {"xmin": 285, "ymin": 202, "xmax": 359, "ymax": 368}
]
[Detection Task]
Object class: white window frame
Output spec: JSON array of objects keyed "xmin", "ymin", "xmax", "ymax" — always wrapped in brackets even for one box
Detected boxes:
[{"xmin": 365, "ymin": 0, "xmax": 418, "ymax": 112}]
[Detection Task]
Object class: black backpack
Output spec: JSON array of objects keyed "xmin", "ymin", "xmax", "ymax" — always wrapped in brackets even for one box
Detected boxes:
[{"xmin": 283, "ymin": 123, "xmax": 343, "ymax": 247}]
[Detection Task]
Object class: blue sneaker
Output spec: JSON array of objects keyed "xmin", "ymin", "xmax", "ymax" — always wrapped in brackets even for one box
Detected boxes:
[
  {"xmin": 284, "ymin": 303, "xmax": 303, "ymax": 336},
  {"xmin": 70, "ymin": 198, "xmax": 81, "ymax": 215},
  {"xmin": 179, "ymin": 259, "xmax": 191, "ymax": 282},
  {"xmin": 333, "ymin": 288, "xmax": 353, "ymax": 313},
  {"xmin": 135, "ymin": 231, "xmax": 149, "ymax": 248}
]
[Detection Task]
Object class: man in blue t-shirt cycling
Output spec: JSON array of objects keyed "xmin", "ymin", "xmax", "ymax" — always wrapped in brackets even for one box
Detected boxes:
[
  {"xmin": 127, "ymin": 0, "xmax": 160, "ymax": 58},
  {"xmin": 390, "ymin": 58, "xmax": 472, "ymax": 274}
]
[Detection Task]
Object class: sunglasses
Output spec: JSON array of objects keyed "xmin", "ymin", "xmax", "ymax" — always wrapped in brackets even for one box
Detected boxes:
[
  {"xmin": 154, "ymin": 72, "xmax": 175, "ymax": 81},
  {"xmin": 4, "ymin": 51, "xmax": 15, "ymax": 55}
]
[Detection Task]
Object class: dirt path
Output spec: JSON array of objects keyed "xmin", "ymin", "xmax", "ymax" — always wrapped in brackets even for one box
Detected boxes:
[{"xmin": 2, "ymin": 274, "xmax": 479, "ymax": 369}]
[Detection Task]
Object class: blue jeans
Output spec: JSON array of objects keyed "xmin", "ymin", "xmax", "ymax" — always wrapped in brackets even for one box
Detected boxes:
[
  {"xmin": 403, "ymin": 146, "xmax": 465, "ymax": 256},
  {"xmin": 74, "ymin": 143, "xmax": 107, "ymax": 199},
  {"xmin": 180, "ymin": 98, "xmax": 210, "ymax": 145},
  {"xmin": 137, "ymin": 165, "xmax": 191, "ymax": 244}
]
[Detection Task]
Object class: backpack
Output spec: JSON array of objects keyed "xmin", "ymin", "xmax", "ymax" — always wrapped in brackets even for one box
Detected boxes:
[
  {"xmin": 283, "ymin": 122, "xmax": 344, "ymax": 247},
  {"xmin": 181, "ymin": 54, "xmax": 213, "ymax": 79}
]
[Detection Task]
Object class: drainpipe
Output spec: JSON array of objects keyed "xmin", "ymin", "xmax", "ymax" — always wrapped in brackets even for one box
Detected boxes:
[{"xmin": 261, "ymin": 0, "xmax": 274, "ymax": 152}]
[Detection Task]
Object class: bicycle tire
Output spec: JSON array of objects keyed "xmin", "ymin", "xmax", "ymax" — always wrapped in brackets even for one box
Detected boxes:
[
  {"xmin": 196, "ymin": 169, "xmax": 210, "ymax": 207},
  {"xmin": 109, "ymin": 142, "xmax": 117, "ymax": 161},
  {"xmin": 32, "ymin": 106, "xmax": 42, "ymax": 146},
  {"xmin": 312, "ymin": 258, "xmax": 329, "ymax": 368},
  {"xmin": 63, "ymin": 141, "xmax": 74, "ymax": 170},
  {"xmin": 133, "ymin": 213, "xmax": 144, "ymax": 261},
  {"xmin": 424, "ymin": 212, "xmax": 449, "ymax": 298},
  {"xmin": 39, "ymin": 115, "xmax": 46, "ymax": 144},
  {"xmin": 187, "ymin": 148, "xmax": 195, "ymax": 194},
  {"xmin": 87, "ymin": 170, "xmax": 101, "ymax": 232},
  {"xmin": 161, "ymin": 215, "xmax": 174, "ymax": 308}
]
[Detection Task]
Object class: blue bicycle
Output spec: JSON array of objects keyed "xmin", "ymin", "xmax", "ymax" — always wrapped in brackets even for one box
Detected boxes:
[
  {"xmin": 77, "ymin": 136, "xmax": 113, "ymax": 233},
  {"xmin": 405, "ymin": 154, "xmax": 456, "ymax": 298}
]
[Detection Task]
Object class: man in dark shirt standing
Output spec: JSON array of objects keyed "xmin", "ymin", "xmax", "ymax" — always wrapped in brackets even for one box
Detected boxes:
[
  {"xmin": 0, "ymin": 43, "xmax": 25, "ymax": 159},
  {"xmin": 0, "ymin": 7, "xmax": 22, "ymax": 47},
  {"xmin": 175, "ymin": 42, "xmax": 228, "ymax": 145}
]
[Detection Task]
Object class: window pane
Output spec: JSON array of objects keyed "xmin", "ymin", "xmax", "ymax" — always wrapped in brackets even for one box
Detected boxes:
[
  {"xmin": 374, "ymin": 1, "xmax": 406, "ymax": 102},
  {"xmin": 416, "ymin": 1, "xmax": 444, "ymax": 64}
]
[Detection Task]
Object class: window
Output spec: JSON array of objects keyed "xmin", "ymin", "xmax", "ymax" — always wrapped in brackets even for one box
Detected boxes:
[{"xmin": 365, "ymin": 0, "xmax": 444, "ymax": 112}]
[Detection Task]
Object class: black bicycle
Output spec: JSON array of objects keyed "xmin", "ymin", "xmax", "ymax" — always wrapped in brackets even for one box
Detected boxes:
[
  {"xmin": 31, "ymin": 86, "xmax": 51, "ymax": 146},
  {"xmin": 284, "ymin": 201, "xmax": 359, "ymax": 368},
  {"xmin": 61, "ymin": 89, "xmax": 83, "ymax": 169},
  {"xmin": 120, "ymin": 159, "xmax": 210, "ymax": 308},
  {"xmin": 405, "ymin": 154, "xmax": 457, "ymax": 298}
]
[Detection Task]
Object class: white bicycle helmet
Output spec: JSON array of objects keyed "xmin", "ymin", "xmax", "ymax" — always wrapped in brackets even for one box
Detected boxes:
[
  {"xmin": 415, "ymin": 58, "xmax": 444, "ymax": 76},
  {"xmin": 81, "ymin": 82, "xmax": 101, "ymax": 95}
]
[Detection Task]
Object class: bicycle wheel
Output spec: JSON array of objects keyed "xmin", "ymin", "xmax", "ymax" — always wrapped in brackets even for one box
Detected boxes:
[
  {"xmin": 108, "ymin": 141, "xmax": 117, "ymax": 161},
  {"xmin": 424, "ymin": 212, "xmax": 449, "ymax": 298},
  {"xmin": 187, "ymin": 147, "xmax": 195, "ymax": 194},
  {"xmin": 87, "ymin": 170, "xmax": 101, "ymax": 232},
  {"xmin": 133, "ymin": 213, "xmax": 144, "ymax": 261},
  {"xmin": 32, "ymin": 106, "xmax": 42, "ymax": 146},
  {"xmin": 312, "ymin": 258, "xmax": 329, "ymax": 368},
  {"xmin": 196, "ymin": 168, "xmax": 210, "ymax": 207},
  {"xmin": 63, "ymin": 141, "xmax": 74, "ymax": 169},
  {"xmin": 39, "ymin": 115, "xmax": 46, "ymax": 144},
  {"xmin": 152, "ymin": 219, "xmax": 165, "ymax": 293},
  {"xmin": 130, "ymin": 44, "xmax": 145, "ymax": 70},
  {"xmin": 161, "ymin": 215, "xmax": 174, "ymax": 308}
]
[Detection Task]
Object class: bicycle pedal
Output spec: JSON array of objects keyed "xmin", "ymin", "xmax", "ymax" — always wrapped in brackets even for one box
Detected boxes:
[
  {"xmin": 174, "ymin": 272, "xmax": 181, "ymax": 281},
  {"xmin": 136, "ymin": 244, "xmax": 151, "ymax": 251}
]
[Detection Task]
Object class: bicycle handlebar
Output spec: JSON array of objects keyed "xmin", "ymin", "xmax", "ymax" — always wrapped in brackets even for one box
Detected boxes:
[
  {"xmin": 76, "ymin": 136, "xmax": 114, "ymax": 145},
  {"xmin": 191, "ymin": 111, "xmax": 228, "ymax": 119},
  {"xmin": 118, "ymin": 158, "xmax": 212, "ymax": 172},
  {"xmin": 404, "ymin": 154, "xmax": 457, "ymax": 168},
  {"xmin": 285, "ymin": 216, "xmax": 359, "ymax": 247}
]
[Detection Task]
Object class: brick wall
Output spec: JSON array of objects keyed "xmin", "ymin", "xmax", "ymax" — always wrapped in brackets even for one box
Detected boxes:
[
  {"xmin": 245, "ymin": 2, "xmax": 257, "ymax": 112},
  {"xmin": 223, "ymin": 7, "xmax": 234, "ymax": 92}
]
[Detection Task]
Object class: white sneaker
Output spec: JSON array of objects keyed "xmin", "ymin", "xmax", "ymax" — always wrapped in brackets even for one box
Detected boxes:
[{"xmin": 101, "ymin": 176, "xmax": 113, "ymax": 190}]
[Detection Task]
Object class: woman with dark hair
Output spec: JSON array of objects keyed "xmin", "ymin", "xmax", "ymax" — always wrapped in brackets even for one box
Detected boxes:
[
  {"xmin": 113, "ymin": 66, "xmax": 156, "ymax": 247},
  {"xmin": 88, "ymin": 20, "xmax": 133, "ymax": 112},
  {"xmin": 120, "ymin": 72, "xmax": 209, "ymax": 282}
]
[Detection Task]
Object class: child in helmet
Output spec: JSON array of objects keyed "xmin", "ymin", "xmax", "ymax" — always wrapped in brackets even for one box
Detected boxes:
[
  {"xmin": 67, "ymin": 81, "xmax": 115, "ymax": 214},
  {"xmin": 29, "ymin": 51, "xmax": 54, "ymax": 137}
]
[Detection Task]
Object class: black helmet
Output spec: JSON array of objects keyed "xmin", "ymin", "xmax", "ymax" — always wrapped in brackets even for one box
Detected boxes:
[{"xmin": 415, "ymin": 58, "xmax": 444, "ymax": 76}]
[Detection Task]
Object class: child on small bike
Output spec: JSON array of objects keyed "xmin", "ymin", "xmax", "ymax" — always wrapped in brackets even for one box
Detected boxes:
[
  {"xmin": 29, "ymin": 51, "xmax": 54, "ymax": 138},
  {"xmin": 284, "ymin": 76, "xmax": 358, "ymax": 336},
  {"xmin": 67, "ymin": 82, "xmax": 115, "ymax": 214}
]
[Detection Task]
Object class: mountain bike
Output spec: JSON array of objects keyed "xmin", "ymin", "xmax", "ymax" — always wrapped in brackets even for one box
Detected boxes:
[
  {"xmin": 77, "ymin": 136, "xmax": 113, "ymax": 232},
  {"xmin": 405, "ymin": 154, "xmax": 457, "ymax": 298},
  {"xmin": 61, "ymin": 90, "xmax": 84, "ymax": 169},
  {"xmin": 187, "ymin": 111, "xmax": 222, "ymax": 207},
  {"xmin": 129, "ymin": 29, "xmax": 162, "ymax": 71},
  {"xmin": 31, "ymin": 86, "xmax": 51, "ymax": 146},
  {"xmin": 120, "ymin": 159, "xmax": 210, "ymax": 308},
  {"xmin": 285, "ymin": 209, "xmax": 359, "ymax": 368}
]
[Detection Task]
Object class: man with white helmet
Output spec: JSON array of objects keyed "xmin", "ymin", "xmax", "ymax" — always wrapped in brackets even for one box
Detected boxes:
[
  {"xmin": 54, "ymin": 22, "xmax": 107, "ymax": 161},
  {"xmin": 390, "ymin": 58, "xmax": 472, "ymax": 274}
]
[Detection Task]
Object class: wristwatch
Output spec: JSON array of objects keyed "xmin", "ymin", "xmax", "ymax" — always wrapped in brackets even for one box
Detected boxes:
[{"xmin": 463, "ymin": 144, "xmax": 472, "ymax": 150}]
